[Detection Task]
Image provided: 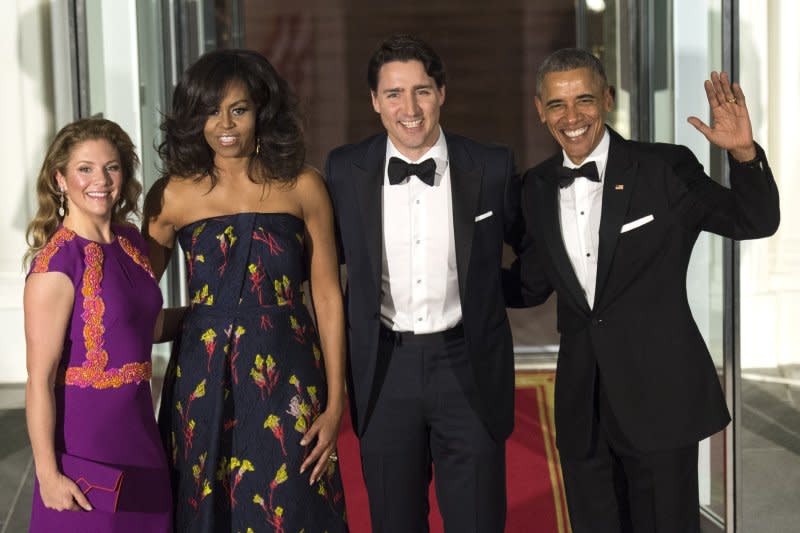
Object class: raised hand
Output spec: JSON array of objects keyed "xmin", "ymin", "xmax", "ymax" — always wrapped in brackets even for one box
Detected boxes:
[{"xmin": 687, "ymin": 71, "xmax": 757, "ymax": 162}]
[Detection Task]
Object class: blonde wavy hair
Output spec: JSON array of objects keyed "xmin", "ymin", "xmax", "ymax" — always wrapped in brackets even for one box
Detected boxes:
[{"xmin": 24, "ymin": 118, "xmax": 142, "ymax": 267}]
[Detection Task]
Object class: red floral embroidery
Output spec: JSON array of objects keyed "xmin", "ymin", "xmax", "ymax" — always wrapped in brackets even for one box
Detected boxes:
[
  {"xmin": 117, "ymin": 234, "xmax": 156, "ymax": 279},
  {"xmin": 64, "ymin": 242, "xmax": 152, "ymax": 389},
  {"xmin": 32, "ymin": 227, "xmax": 76, "ymax": 273}
]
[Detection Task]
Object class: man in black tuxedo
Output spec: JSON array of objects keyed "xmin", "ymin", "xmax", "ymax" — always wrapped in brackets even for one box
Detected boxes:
[
  {"xmin": 325, "ymin": 34, "xmax": 519, "ymax": 532},
  {"xmin": 512, "ymin": 48, "xmax": 779, "ymax": 532}
]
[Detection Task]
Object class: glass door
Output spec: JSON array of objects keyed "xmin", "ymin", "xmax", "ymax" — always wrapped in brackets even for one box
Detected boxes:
[
  {"xmin": 581, "ymin": 0, "xmax": 732, "ymax": 530},
  {"xmin": 737, "ymin": 2, "xmax": 800, "ymax": 532}
]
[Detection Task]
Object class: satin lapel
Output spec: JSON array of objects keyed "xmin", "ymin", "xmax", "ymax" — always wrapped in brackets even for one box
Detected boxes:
[
  {"xmin": 594, "ymin": 131, "xmax": 637, "ymax": 308},
  {"xmin": 448, "ymin": 136, "xmax": 482, "ymax": 300},
  {"xmin": 535, "ymin": 161, "xmax": 591, "ymax": 313},
  {"xmin": 352, "ymin": 135, "xmax": 387, "ymax": 293}
]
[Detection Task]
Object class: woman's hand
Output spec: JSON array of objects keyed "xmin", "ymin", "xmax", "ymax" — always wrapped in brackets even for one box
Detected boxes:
[
  {"xmin": 37, "ymin": 470, "xmax": 93, "ymax": 512},
  {"xmin": 299, "ymin": 405, "xmax": 344, "ymax": 485}
]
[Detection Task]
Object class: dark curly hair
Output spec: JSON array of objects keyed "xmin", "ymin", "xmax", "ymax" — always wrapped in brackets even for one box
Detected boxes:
[
  {"xmin": 367, "ymin": 34, "xmax": 446, "ymax": 92},
  {"xmin": 158, "ymin": 49, "xmax": 305, "ymax": 186}
]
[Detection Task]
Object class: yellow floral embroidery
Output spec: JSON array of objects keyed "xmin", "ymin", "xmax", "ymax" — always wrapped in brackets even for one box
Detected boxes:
[
  {"xmin": 192, "ymin": 284, "xmax": 214, "ymax": 305},
  {"xmin": 274, "ymin": 275, "xmax": 291, "ymax": 305},
  {"xmin": 274, "ymin": 463, "xmax": 288, "ymax": 485}
]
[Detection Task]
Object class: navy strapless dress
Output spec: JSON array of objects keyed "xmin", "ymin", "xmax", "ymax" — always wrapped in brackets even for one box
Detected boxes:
[{"xmin": 160, "ymin": 213, "xmax": 348, "ymax": 532}]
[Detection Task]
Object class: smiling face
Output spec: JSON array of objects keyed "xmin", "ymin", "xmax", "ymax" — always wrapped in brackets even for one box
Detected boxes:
[
  {"xmin": 371, "ymin": 60, "xmax": 445, "ymax": 161},
  {"xmin": 55, "ymin": 139, "xmax": 123, "ymax": 224},
  {"xmin": 535, "ymin": 67, "xmax": 613, "ymax": 165},
  {"xmin": 203, "ymin": 80, "xmax": 257, "ymax": 161}
]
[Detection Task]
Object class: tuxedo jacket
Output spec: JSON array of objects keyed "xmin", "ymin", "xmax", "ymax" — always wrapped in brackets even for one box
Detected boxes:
[
  {"xmin": 516, "ymin": 127, "xmax": 780, "ymax": 458},
  {"xmin": 325, "ymin": 132, "xmax": 520, "ymax": 441}
]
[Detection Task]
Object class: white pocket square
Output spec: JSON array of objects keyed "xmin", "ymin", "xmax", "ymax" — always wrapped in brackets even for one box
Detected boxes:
[
  {"xmin": 474, "ymin": 210, "xmax": 493, "ymax": 222},
  {"xmin": 620, "ymin": 214, "xmax": 654, "ymax": 233}
]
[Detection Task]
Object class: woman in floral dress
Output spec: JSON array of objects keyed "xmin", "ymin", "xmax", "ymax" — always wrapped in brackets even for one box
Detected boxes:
[{"xmin": 144, "ymin": 49, "xmax": 348, "ymax": 532}]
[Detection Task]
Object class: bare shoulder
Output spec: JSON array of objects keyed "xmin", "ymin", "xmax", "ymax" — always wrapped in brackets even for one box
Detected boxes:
[
  {"xmin": 294, "ymin": 166, "xmax": 329, "ymax": 202},
  {"xmin": 156, "ymin": 174, "xmax": 211, "ymax": 226},
  {"xmin": 292, "ymin": 166, "xmax": 332, "ymax": 220},
  {"xmin": 143, "ymin": 174, "xmax": 208, "ymax": 247},
  {"xmin": 294, "ymin": 166, "xmax": 325, "ymax": 191},
  {"xmin": 24, "ymin": 269, "xmax": 74, "ymax": 308}
]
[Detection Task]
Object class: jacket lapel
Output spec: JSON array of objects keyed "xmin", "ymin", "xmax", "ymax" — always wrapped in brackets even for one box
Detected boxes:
[
  {"xmin": 535, "ymin": 158, "xmax": 592, "ymax": 314},
  {"xmin": 447, "ymin": 134, "xmax": 482, "ymax": 300},
  {"xmin": 594, "ymin": 128, "xmax": 637, "ymax": 308},
  {"xmin": 352, "ymin": 135, "xmax": 387, "ymax": 293}
]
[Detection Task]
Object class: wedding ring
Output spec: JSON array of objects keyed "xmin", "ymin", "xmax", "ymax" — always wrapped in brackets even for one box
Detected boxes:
[
  {"xmin": 328, "ymin": 452, "xmax": 338, "ymax": 462},
  {"xmin": 726, "ymin": 97, "xmax": 737, "ymax": 103}
]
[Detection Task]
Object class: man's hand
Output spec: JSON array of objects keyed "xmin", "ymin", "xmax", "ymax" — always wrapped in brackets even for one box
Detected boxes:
[{"xmin": 687, "ymin": 71, "xmax": 757, "ymax": 162}]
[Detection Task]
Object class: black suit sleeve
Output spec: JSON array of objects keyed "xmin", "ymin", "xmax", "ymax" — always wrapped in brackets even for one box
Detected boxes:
[
  {"xmin": 500, "ymin": 149, "xmax": 529, "ymax": 307},
  {"xmin": 504, "ymin": 170, "xmax": 554, "ymax": 308},
  {"xmin": 502, "ymin": 151, "xmax": 524, "ymax": 251},
  {"xmin": 323, "ymin": 152, "xmax": 346, "ymax": 267},
  {"xmin": 667, "ymin": 142, "xmax": 780, "ymax": 239}
]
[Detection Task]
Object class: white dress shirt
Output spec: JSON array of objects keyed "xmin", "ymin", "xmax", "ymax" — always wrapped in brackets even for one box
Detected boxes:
[
  {"xmin": 380, "ymin": 128, "xmax": 462, "ymax": 333},
  {"xmin": 558, "ymin": 128, "xmax": 610, "ymax": 309}
]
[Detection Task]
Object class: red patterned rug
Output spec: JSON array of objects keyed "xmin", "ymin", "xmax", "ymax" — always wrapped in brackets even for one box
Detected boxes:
[{"xmin": 336, "ymin": 371, "xmax": 572, "ymax": 532}]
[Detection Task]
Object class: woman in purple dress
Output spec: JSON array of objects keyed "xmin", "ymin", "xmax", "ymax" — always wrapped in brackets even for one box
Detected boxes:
[{"xmin": 24, "ymin": 118, "xmax": 172, "ymax": 532}]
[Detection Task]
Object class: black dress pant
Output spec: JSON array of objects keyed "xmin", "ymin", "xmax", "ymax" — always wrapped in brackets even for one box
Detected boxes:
[
  {"xmin": 560, "ymin": 377, "xmax": 701, "ymax": 533},
  {"xmin": 359, "ymin": 326, "xmax": 506, "ymax": 533}
]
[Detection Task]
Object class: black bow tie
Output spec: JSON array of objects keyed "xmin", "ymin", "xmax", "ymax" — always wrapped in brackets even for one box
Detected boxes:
[
  {"xmin": 387, "ymin": 157, "xmax": 437, "ymax": 186},
  {"xmin": 557, "ymin": 161, "xmax": 600, "ymax": 188}
]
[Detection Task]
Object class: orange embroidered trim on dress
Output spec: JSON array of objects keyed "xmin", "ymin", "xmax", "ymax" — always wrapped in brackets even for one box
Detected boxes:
[
  {"xmin": 32, "ymin": 227, "xmax": 76, "ymax": 273},
  {"xmin": 117, "ymin": 234, "xmax": 156, "ymax": 279},
  {"xmin": 64, "ymin": 242, "xmax": 152, "ymax": 389}
]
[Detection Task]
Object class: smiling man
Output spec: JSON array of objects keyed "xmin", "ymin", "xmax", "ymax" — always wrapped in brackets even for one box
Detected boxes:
[
  {"xmin": 325, "ymin": 34, "xmax": 521, "ymax": 533},
  {"xmin": 512, "ymin": 48, "xmax": 780, "ymax": 532}
]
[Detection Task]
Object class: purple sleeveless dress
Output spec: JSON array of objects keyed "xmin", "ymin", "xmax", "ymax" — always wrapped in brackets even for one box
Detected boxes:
[{"xmin": 28, "ymin": 224, "xmax": 172, "ymax": 532}]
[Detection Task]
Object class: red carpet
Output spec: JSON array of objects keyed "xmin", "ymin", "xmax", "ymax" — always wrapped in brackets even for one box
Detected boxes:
[{"xmin": 336, "ymin": 371, "xmax": 571, "ymax": 532}]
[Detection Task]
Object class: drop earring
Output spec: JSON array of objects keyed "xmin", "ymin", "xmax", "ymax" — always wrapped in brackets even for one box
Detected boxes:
[
  {"xmin": 255, "ymin": 137, "xmax": 261, "ymax": 155},
  {"xmin": 58, "ymin": 188, "xmax": 65, "ymax": 217}
]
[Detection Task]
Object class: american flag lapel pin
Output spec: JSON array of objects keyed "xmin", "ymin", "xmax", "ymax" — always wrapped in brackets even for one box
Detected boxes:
[{"xmin": 615, "ymin": 184, "xmax": 624, "ymax": 190}]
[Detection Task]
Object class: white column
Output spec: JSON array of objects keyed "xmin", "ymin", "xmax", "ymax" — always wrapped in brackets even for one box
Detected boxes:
[
  {"xmin": 0, "ymin": 0, "xmax": 56, "ymax": 383},
  {"xmin": 740, "ymin": 0, "xmax": 800, "ymax": 373}
]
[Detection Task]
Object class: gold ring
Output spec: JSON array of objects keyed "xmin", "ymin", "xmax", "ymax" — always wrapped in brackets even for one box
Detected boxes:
[
  {"xmin": 727, "ymin": 97, "xmax": 737, "ymax": 103},
  {"xmin": 328, "ymin": 452, "xmax": 338, "ymax": 462}
]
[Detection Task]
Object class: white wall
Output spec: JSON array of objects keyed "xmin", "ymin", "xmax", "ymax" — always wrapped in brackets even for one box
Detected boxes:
[
  {"xmin": 0, "ymin": 0, "xmax": 55, "ymax": 383},
  {"xmin": 0, "ymin": 0, "xmax": 144, "ymax": 384},
  {"xmin": 739, "ymin": 0, "xmax": 800, "ymax": 371}
]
